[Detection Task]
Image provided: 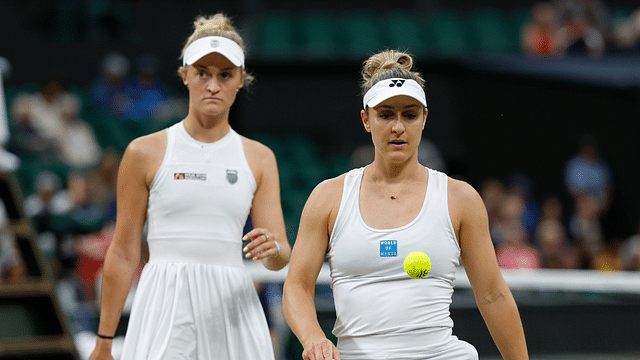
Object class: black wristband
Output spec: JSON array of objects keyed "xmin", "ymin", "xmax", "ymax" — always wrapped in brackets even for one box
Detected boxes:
[{"xmin": 97, "ymin": 333, "xmax": 115, "ymax": 339}]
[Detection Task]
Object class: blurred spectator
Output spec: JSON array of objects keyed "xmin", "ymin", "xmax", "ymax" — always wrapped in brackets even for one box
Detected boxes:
[
  {"xmin": 90, "ymin": 52, "xmax": 131, "ymax": 117},
  {"xmin": 479, "ymin": 177, "xmax": 507, "ymax": 233},
  {"xmin": 87, "ymin": 149, "xmax": 120, "ymax": 223},
  {"xmin": 505, "ymin": 173, "xmax": 540, "ymax": 238},
  {"xmin": 24, "ymin": 171, "xmax": 73, "ymax": 260},
  {"xmin": 591, "ymin": 237, "xmax": 623, "ymax": 271},
  {"xmin": 496, "ymin": 225, "xmax": 541, "ymax": 269},
  {"xmin": 120, "ymin": 53, "xmax": 170, "ymax": 121},
  {"xmin": 611, "ymin": 7, "xmax": 640, "ymax": 52},
  {"xmin": 553, "ymin": 0, "xmax": 609, "ymax": 57},
  {"xmin": 539, "ymin": 195, "xmax": 565, "ymax": 223},
  {"xmin": 491, "ymin": 192, "xmax": 528, "ymax": 247},
  {"xmin": 619, "ymin": 216, "xmax": 640, "ymax": 270},
  {"xmin": 24, "ymin": 170, "xmax": 73, "ymax": 218},
  {"xmin": 521, "ymin": 2, "xmax": 564, "ymax": 57},
  {"xmin": 534, "ymin": 218, "xmax": 579, "ymax": 269},
  {"xmin": 10, "ymin": 74, "xmax": 81, "ymax": 162},
  {"xmin": 0, "ymin": 198, "xmax": 26, "ymax": 282},
  {"xmin": 568, "ymin": 192, "xmax": 605, "ymax": 268},
  {"xmin": 564, "ymin": 134, "xmax": 612, "ymax": 216},
  {"xmin": 52, "ymin": 94, "xmax": 102, "ymax": 170}
]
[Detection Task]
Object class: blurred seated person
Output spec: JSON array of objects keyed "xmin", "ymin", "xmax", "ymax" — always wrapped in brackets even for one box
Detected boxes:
[
  {"xmin": 534, "ymin": 218, "xmax": 579, "ymax": 269},
  {"xmin": 90, "ymin": 52, "xmax": 131, "ymax": 117},
  {"xmin": 496, "ymin": 225, "xmax": 541, "ymax": 269},
  {"xmin": 611, "ymin": 7, "xmax": 640, "ymax": 53},
  {"xmin": 564, "ymin": 134, "xmax": 612, "ymax": 216},
  {"xmin": 119, "ymin": 53, "xmax": 169, "ymax": 121},
  {"xmin": 553, "ymin": 0, "xmax": 609, "ymax": 57},
  {"xmin": 0, "ymin": 199, "xmax": 26, "ymax": 282},
  {"xmin": 619, "ymin": 216, "xmax": 640, "ymax": 270},
  {"xmin": 521, "ymin": 2, "xmax": 564, "ymax": 57},
  {"xmin": 10, "ymin": 74, "xmax": 80, "ymax": 161},
  {"xmin": 53, "ymin": 94, "xmax": 102, "ymax": 170}
]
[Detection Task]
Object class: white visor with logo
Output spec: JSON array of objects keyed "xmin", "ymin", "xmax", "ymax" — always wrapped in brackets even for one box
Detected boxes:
[
  {"xmin": 183, "ymin": 36, "xmax": 245, "ymax": 68},
  {"xmin": 363, "ymin": 78, "xmax": 427, "ymax": 109}
]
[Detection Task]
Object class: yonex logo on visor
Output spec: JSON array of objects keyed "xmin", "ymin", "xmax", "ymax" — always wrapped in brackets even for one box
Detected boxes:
[
  {"xmin": 363, "ymin": 78, "xmax": 427, "ymax": 109},
  {"xmin": 183, "ymin": 36, "xmax": 245, "ymax": 68}
]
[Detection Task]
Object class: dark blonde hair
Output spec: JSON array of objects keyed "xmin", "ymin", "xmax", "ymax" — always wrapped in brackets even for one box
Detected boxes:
[
  {"xmin": 360, "ymin": 50, "xmax": 425, "ymax": 97},
  {"xmin": 178, "ymin": 13, "xmax": 254, "ymax": 85}
]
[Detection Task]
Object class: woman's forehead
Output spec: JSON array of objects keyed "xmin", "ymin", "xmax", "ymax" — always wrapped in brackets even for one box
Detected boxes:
[{"xmin": 373, "ymin": 95, "xmax": 423, "ymax": 109}]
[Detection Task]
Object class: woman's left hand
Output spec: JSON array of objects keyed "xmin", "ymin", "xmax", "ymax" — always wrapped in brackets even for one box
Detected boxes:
[{"xmin": 243, "ymin": 228, "xmax": 281, "ymax": 260}]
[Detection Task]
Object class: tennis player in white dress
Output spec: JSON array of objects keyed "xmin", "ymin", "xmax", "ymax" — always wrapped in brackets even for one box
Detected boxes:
[{"xmin": 89, "ymin": 13, "xmax": 290, "ymax": 360}]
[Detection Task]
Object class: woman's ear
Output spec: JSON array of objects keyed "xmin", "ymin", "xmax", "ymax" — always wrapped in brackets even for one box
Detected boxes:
[
  {"xmin": 181, "ymin": 66, "xmax": 188, "ymax": 86},
  {"xmin": 422, "ymin": 108, "xmax": 428, "ymax": 129},
  {"xmin": 361, "ymin": 109, "xmax": 371, "ymax": 133}
]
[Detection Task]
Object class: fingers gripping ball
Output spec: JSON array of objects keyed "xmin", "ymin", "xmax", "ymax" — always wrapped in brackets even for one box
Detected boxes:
[{"xmin": 404, "ymin": 252, "xmax": 431, "ymax": 279}]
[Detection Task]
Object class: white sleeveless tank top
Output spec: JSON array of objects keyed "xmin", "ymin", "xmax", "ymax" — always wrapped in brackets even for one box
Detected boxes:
[
  {"xmin": 328, "ymin": 167, "xmax": 477, "ymax": 359},
  {"xmin": 146, "ymin": 121, "xmax": 256, "ymax": 267}
]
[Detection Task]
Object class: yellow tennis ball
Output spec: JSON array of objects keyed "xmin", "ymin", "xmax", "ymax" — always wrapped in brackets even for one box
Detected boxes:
[{"xmin": 404, "ymin": 251, "xmax": 431, "ymax": 279}]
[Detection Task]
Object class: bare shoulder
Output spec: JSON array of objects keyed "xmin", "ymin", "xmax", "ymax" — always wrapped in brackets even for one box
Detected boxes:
[
  {"xmin": 448, "ymin": 177, "xmax": 482, "ymax": 205},
  {"xmin": 122, "ymin": 130, "xmax": 168, "ymax": 186},
  {"xmin": 311, "ymin": 174, "xmax": 346, "ymax": 202},
  {"xmin": 241, "ymin": 136, "xmax": 276, "ymax": 163},
  {"xmin": 125, "ymin": 130, "xmax": 167, "ymax": 160},
  {"xmin": 447, "ymin": 176, "xmax": 486, "ymax": 230}
]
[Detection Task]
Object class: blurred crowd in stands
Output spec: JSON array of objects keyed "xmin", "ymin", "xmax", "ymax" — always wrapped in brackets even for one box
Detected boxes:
[
  {"xmin": 521, "ymin": 0, "xmax": 640, "ymax": 57},
  {"xmin": 1, "ymin": 1, "xmax": 640, "ymax": 350}
]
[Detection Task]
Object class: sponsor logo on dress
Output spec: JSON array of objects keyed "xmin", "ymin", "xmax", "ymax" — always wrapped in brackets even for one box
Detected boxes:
[
  {"xmin": 174, "ymin": 173, "xmax": 206, "ymax": 181},
  {"xmin": 226, "ymin": 169, "xmax": 238, "ymax": 184},
  {"xmin": 380, "ymin": 240, "xmax": 398, "ymax": 257}
]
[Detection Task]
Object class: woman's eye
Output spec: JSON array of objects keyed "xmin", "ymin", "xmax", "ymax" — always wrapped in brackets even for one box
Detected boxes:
[{"xmin": 220, "ymin": 72, "xmax": 231, "ymax": 79}]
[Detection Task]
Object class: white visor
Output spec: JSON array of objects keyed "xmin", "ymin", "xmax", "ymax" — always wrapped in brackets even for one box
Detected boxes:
[
  {"xmin": 363, "ymin": 78, "xmax": 427, "ymax": 109},
  {"xmin": 183, "ymin": 36, "xmax": 245, "ymax": 68}
]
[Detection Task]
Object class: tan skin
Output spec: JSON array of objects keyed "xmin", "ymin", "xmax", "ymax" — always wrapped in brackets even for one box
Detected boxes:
[
  {"xmin": 89, "ymin": 52, "xmax": 290, "ymax": 360},
  {"xmin": 283, "ymin": 95, "xmax": 528, "ymax": 360}
]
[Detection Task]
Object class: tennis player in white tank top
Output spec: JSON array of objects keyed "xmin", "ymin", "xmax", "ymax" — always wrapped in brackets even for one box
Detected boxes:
[
  {"xmin": 89, "ymin": 14, "xmax": 291, "ymax": 360},
  {"xmin": 283, "ymin": 50, "xmax": 529, "ymax": 360}
]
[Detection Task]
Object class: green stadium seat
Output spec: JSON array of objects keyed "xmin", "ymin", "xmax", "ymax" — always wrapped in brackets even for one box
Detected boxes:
[
  {"xmin": 301, "ymin": 12, "xmax": 338, "ymax": 60},
  {"xmin": 385, "ymin": 11, "xmax": 425, "ymax": 56},
  {"xmin": 468, "ymin": 9, "xmax": 513, "ymax": 54},
  {"xmin": 258, "ymin": 12, "xmax": 296, "ymax": 59},
  {"xmin": 426, "ymin": 11, "xmax": 469, "ymax": 58},
  {"xmin": 340, "ymin": 11, "xmax": 382, "ymax": 59}
]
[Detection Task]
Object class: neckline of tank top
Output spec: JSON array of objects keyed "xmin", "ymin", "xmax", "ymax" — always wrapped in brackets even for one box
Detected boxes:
[
  {"xmin": 357, "ymin": 166, "xmax": 433, "ymax": 232},
  {"xmin": 176, "ymin": 121, "xmax": 235, "ymax": 148}
]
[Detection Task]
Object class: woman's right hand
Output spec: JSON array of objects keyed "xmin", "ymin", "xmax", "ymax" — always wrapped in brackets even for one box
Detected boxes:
[
  {"xmin": 87, "ymin": 339, "xmax": 114, "ymax": 360},
  {"xmin": 302, "ymin": 337, "xmax": 341, "ymax": 360}
]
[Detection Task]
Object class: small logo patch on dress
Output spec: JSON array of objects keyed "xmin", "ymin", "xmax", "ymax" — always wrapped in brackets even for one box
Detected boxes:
[
  {"xmin": 380, "ymin": 240, "xmax": 398, "ymax": 257},
  {"xmin": 226, "ymin": 169, "xmax": 238, "ymax": 184},
  {"xmin": 174, "ymin": 173, "xmax": 206, "ymax": 180}
]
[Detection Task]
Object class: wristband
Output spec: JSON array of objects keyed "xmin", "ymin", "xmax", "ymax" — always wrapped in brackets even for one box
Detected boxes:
[{"xmin": 97, "ymin": 333, "xmax": 115, "ymax": 340}]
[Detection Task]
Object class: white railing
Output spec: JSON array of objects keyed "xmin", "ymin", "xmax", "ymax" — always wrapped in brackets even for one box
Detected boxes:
[{"xmin": 244, "ymin": 262, "xmax": 640, "ymax": 294}]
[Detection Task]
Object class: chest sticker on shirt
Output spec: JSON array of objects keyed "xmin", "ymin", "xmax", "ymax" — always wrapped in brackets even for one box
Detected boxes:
[
  {"xmin": 174, "ymin": 173, "xmax": 206, "ymax": 181},
  {"xmin": 380, "ymin": 240, "xmax": 397, "ymax": 257}
]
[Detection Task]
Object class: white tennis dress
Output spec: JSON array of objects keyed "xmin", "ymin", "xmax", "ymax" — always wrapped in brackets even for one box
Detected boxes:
[
  {"xmin": 120, "ymin": 122, "xmax": 275, "ymax": 360},
  {"xmin": 327, "ymin": 167, "xmax": 478, "ymax": 360}
]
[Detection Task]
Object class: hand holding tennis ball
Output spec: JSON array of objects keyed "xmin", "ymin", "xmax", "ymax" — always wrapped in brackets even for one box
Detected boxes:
[{"xmin": 404, "ymin": 251, "xmax": 431, "ymax": 279}]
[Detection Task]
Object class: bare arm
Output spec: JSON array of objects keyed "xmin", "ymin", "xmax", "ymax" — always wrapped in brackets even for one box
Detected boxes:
[
  {"xmin": 242, "ymin": 138, "xmax": 290, "ymax": 270},
  {"xmin": 450, "ymin": 178, "xmax": 529, "ymax": 360},
  {"xmin": 283, "ymin": 178, "xmax": 343, "ymax": 360},
  {"xmin": 89, "ymin": 133, "xmax": 165, "ymax": 359}
]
